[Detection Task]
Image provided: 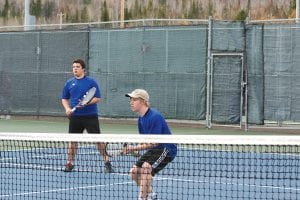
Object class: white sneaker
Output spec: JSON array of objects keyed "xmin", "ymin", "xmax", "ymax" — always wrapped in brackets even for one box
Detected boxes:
[{"xmin": 147, "ymin": 192, "xmax": 157, "ymax": 200}]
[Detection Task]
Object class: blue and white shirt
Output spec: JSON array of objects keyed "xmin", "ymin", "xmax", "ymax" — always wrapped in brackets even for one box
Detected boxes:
[
  {"xmin": 138, "ymin": 108, "xmax": 177, "ymax": 158},
  {"xmin": 61, "ymin": 76, "xmax": 101, "ymax": 116}
]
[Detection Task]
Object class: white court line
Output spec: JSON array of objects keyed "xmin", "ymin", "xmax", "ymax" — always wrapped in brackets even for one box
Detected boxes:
[
  {"xmin": 154, "ymin": 176, "xmax": 300, "ymax": 192},
  {"xmin": 1, "ymin": 173, "xmax": 299, "ymax": 198},
  {"xmin": 0, "ymin": 179, "xmax": 135, "ymax": 198}
]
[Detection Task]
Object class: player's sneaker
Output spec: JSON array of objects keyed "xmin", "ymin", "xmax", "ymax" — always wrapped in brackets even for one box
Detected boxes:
[
  {"xmin": 147, "ymin": 192, "xmax": 157, "ymax": 200},
  {"xmin": 104, "ymin": 161, "xmax": 114, "ymax": 173},
  {"xmin": 64, "ymin": 162, "xmax": 74, "ymax": 172}
]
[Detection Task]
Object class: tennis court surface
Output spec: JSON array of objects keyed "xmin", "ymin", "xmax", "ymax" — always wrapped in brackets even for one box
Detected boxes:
[{"xmin": 1, "ymin": 133, "xmax": 300, "ymax": 200}]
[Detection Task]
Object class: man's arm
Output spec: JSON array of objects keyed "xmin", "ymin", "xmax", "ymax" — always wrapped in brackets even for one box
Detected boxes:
[
  {"xmin": 86, "ymin": 97, "xmax": 101, "ymax": 105},
  {"xmin": 62, "ymin": 99, "xmax": 72, "ymax": 117}
]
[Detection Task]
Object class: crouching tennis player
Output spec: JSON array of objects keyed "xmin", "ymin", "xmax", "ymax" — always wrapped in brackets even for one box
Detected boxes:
[{"xmin": 123, "ymin": 89, "xmax": 177, "ymax": 200}]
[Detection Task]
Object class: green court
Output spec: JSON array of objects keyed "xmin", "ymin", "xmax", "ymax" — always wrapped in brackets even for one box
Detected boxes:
[{"xmin": 0, "ymin": 117, "xmax": 297, "ymax": 135}]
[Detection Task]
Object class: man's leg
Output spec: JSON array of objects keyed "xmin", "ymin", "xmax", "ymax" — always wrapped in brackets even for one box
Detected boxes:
[
  {"xmin": 96, "ymin": 142, "xmax": 114, "ymax": 173},
  {"xmin": 84, "ymin": 117, "xmax": 114, "ymax": 173},
  {"xmin": 67, "ymin": 142, "xmax": 78, "ymax": 163},
  {"xmin": 130, "ymin": 165, "xmax": 141, "ymax": 185},
  {"xmin": 65, "ymin": 117, "xmax": 83, "ymax": 172},
  {"xmin": 85, "ymin": 117, "xmax": 107, "ymax": 160},
  {"xmin": 139, "ymin": 162, "xmax": 153, "ymax": 199},
  {"xmin": 64, "ymin": 142, "xmax": 78, "ymax": 172},
  {"xmin": 96, "ymin": 142, "xmax": 110, "ymax": 161}
]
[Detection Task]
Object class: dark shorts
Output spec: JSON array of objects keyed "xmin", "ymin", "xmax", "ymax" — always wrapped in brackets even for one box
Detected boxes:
[
  {"xmin": 69, "ymin": 116, "xmax": 100, "ymax": 134},
  {"xmin": 135, "ymin": 147, "xmax": 174, "ymax": 176}
]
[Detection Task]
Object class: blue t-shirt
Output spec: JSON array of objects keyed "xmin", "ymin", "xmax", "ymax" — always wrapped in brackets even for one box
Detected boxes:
[
  {"xmin": 138, "ymin": 108, "xmax": 177, "ymax": 158},
  {"xmin": 61, "ymin": 76, "xmax": 101, "ymax": 116}
]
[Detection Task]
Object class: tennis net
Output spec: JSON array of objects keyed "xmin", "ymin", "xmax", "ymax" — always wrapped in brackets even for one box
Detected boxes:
[{"xmin": 0, "ymin": 133, "xmax": 300, "ymax": 200}]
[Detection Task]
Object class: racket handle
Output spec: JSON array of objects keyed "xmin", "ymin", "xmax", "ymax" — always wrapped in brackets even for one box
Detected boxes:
[
  {"xmin": 71, "ymin": 107, "xmax": 76, "ymax": 112},
  {"xmin": 130, "ymin": 151, "xmax": 141, "ymax": 157},
  {"xmin": 122, "ymin": 143, "xmax": 140, "ymax": 157},
  {"xmin": 119, "ymin": 143, "xmax": 127, "ymax": 155}
]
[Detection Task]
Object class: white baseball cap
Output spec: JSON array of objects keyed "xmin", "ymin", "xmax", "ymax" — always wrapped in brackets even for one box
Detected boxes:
[{"xmin": 125, "ymin": 89, "xmax": 149, "ymax": 102}]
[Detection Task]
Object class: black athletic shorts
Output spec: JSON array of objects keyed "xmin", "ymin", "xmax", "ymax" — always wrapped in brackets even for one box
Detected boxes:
[
  {"xmin": 69, "ymin": 116, "xmax": 100, "ymax": 134},
  {"xmin": 135, "ymin": 147, "xmax": 174, "ymax": 176}
]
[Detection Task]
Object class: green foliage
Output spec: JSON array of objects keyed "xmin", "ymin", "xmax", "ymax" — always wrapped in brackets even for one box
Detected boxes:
[
  {"xmin": 81, "ymin": 6, "xmax": 89, "ymax": 22},
  {"xmin": 222, "ymin": 4, "xmax": 230, "ymax": 19},
  {"xmin": 272, "ymin": 4, "xmax": 280, "ymax": 18},
  {"xmin": 291, "ymin": 0, "xmax": 296, "ymax": 9},
  {"xmin": 65, "ymin": 13, "xmax": 70, "ymax": 22},
  {"xmin": 288, "ymin": 0, "xmax": 296, "ymax": 17},
  {"xmin": 132, "ymin": 0, "xmax": 142, "ymax": 18},
  {"xmin": 187, "ymin": 1, "xmax": 201, "ymax": 19},
  {"xmin": 158, "ymin": 6, "xmax": 166, "ymax": 18},
  {"xmin": 30, "ymin": 0, "xmax": 42, "ymax": 18},
  {"xmin": 101, "ymin": 0, "xmax": 109, "ymax": 22},
  {"xmin": 157, "ymin": 0, "xmax": 166, "ymax": 18},
  {"xmin": 124, "ymin": 7, "xmax": 132, "ymax": 20},
  {"xmin": 141, "ymin": 7, "xmax": 147, "ymax": 18},
  {"xmin": 235, "ymin": 10, "xmax": 247, "ymax": 21},
  {"xmin": 73, "ymin": 10, "xmax": 80, "ymax": 23},
  {"xmin": 10, "ymin": 2, "xmax": 20, "ymax": 18},
  {"xmin": 207, "ymin": 0, "xmax": 215, "ymax": 17},
  {"xmin": 83, "ymin": 0, "xmax": 92, "ymax": 5},
  {"xmin": 43, "ymin": 1, "xmax": 55, "ymax": 20},
  {"xmin": 36, "ymin": 0, "xmax": 42, "ymax": 17},
  {"xmin": 2, "ymin": 0, "xmax": 9, "ymax": 18}
]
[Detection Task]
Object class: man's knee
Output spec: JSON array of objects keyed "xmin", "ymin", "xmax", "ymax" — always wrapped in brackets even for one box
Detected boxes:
[
  {"xmin": 141, "ymin": 162, "xmax": 152, "ymax": 174},
  {"xmin": 130, "ymin": 165, "xmax": 138, "ymax": 177}
]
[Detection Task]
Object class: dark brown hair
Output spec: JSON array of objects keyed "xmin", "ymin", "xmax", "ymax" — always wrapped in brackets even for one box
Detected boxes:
[{"xmin": 73, "ymin": 59, "xmax": 86, "ymax": 69}]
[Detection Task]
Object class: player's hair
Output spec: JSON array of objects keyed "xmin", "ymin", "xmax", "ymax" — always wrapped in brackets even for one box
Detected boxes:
[{"xmin": 73, "ymin": 59, "xmax": 86, "ymax": 69}]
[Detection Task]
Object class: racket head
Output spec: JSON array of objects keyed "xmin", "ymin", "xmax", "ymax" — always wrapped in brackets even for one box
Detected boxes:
[
  {"xmin": 80, "ymin": 87, "xmax": 96, "ymax": 105},
  {"xmin": 105, "ymin": 143, "xmax": 127, "ymax": 157}
]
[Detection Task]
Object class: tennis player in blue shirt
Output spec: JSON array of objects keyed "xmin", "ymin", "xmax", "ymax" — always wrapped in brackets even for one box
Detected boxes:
[
  {"xmin": 61, "ymin": 59, "xmax": 113, "ymax": 173},
  {"xmin": 124, "ymin": 89, "xmax": 177, "ymax": 200}
]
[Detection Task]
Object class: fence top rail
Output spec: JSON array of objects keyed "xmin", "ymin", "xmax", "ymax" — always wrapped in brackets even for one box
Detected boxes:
[
  {"xmin": 0, "ymin": 19, "xmax": 209, "ymax": 32},
  {"xmin": 248, "ymin": 18, "xmax": 300, "ymax": 24},
  {"xmin": 1, "ymin": 18, "xmax": 300, "ymax": 32}
]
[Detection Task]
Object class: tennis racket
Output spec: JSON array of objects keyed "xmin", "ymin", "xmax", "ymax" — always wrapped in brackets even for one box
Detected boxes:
[
  {"xmin": 71, "ymin": 87, "xmax": 96, "ymax": 112},
  {"xmin": 105, "ymin": 143, "xmax": 140, "ymax": 158}
]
